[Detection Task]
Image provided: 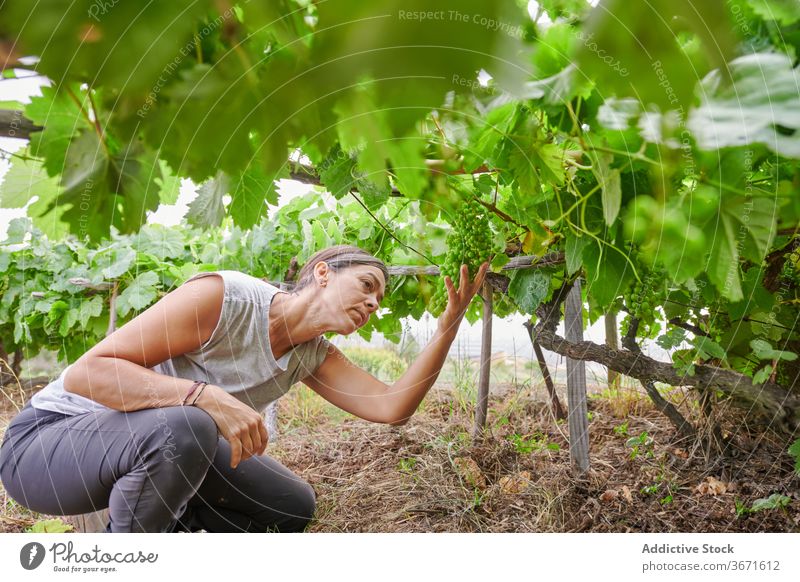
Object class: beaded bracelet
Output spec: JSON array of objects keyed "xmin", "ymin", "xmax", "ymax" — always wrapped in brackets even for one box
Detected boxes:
[
  {"xmin": 189, "ymin": 382, "xmax": 209, "ymax": 406},
  {"xmin": 181, "ymin": 380, "xmax": 206, "ymax": 406}
]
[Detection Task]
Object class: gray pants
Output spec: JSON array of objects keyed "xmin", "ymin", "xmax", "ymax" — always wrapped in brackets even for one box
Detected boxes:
[{"xmin": 0, "ymin": 400, "xmax": 316, "ymax": 532}]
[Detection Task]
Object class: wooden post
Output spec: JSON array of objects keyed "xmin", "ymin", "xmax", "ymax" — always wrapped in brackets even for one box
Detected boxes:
[
  {"xmin": 604, "ymin": 311, "xmax": 620, "ymax": 389},
  {"xmin": 472, "ymin": 282, "xmax": 493, "ymax": 439},
  {"xmin": 564, "ymin": 279, "xmax": 590, "ymax": 475}
]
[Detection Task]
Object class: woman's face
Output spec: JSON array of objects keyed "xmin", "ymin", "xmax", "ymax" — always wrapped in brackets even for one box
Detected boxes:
[{"xmin": 314, "ymin": 262, "xmax": 386, "ymax": 334}]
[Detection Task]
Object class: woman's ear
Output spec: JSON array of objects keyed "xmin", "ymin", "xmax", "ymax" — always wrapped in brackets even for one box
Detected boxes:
[{"xmin": 314, "ymin": 261, "xmax": 329, "ymax": 286}]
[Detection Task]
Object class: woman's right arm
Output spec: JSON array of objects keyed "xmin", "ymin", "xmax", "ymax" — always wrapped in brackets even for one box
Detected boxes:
[{"xmin": 63, "ymin": 274, "xmax": 268, "ymax": 468}]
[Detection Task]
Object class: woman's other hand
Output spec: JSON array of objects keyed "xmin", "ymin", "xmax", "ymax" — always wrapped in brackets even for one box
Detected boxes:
[
  {"xmin": 193, "ymin": 385, "xmax": 269, "ymax": 468},
  {"xmin": 437, "ymin": 261, "xmax": 490, "ymax": 337}
]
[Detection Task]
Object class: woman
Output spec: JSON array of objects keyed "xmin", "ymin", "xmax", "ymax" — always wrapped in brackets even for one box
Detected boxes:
[{"xmin": 0, "ymin": 245, "xmax": 488, "ymax": 533}]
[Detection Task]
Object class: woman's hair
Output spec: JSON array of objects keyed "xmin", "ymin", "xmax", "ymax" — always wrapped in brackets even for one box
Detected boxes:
[{"xmin": 292, "ymin": 245, "xmax": 389, "ymax": 293}]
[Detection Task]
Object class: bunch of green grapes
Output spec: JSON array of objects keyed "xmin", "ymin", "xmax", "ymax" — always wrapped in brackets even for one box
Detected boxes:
[
  {"xmin": 429, "ymin": 197, "xmax": 494, "ymax": 316},
  {"xmin": 621, "ymin": 246, "xmax": 668, "ymax": 336}
]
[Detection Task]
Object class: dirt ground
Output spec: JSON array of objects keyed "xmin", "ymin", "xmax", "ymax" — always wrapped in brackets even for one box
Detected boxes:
[{"xmin": 1, "ymin": 379, "xmax": 799, "ymax": 533}]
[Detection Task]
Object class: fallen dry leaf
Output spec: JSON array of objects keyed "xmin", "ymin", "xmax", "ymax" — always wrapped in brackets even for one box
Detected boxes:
[
  {"xmin": 599, "ymin": 489, "xmax": 619, "ymax": 503},
  {"xmin": 498, "ymin": 471, "xmax": 531, "ymax": 495},
  {"xmin": 453, "ymin": 457, "xmax": 487, "ymax": 489},
  {"xmin": 622, "ymin": 485, "xmax": 633, "ymax": 503},
  {"xmin": 695, "ymin": 476, "xmax": 729, "ymax": 496}
]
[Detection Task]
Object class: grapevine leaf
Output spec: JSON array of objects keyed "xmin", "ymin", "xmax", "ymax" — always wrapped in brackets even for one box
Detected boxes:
[
  {"xmin": 24, "ymin": 86, "xmax": 88, "ymax": 177},
  {"xmin": 117, "ymin": 272, "xmax": 160, "ymax": 317},
  {"xmin": 750, "ymin": 338, "xmax": 798, "ymax": 361},
  {"xmin": 0, "ymin": 155, "xmax": 61, "ymax": 209},
  {"xmin": 156, "ymin": 160, "xmax": 182, "ymax": 205},
  {"xmin": 745, "ymin": 0, "xmax": 800, "ymax": 25},
  {"xmin": 694, "ymin": 336, "xmax": 727, "ymax": 360},
  {"xmin": 752, "ymin": 364, "xmax": 773, "ymax": 385},
  {"xmin": 657, "ymin": 328, "xmax": 687, "ymax": 350},
  {"xmin": 318, "ymin": 144, "xmax": 359, "ymax": 200},
  {"xmin": 464, "ymin": 103, "xmax": 516, "ymax": 172},
  {"xmin": 591, "ymin": 152, "xmax": 622, "ymax": 226},
  {"xmin": 750, "ymin": 494, "xmax": 791, "ymax": 512},
  {"xmin": 565, "ymin": 233, "xmax": 589, "ymax": 276},
  {"xmin": 187, "ymin": 172, "xmax": 229, "ymax": 229},
  {"xmin": 26, "ymin": 518, "xmax": 73, "ymax": 533},
  {"xmin": 4, "ymin": 217, "xmax": 31, "ymax": 244},
  {"xmin": 388, "ymin": 140, "xmax": 428, "ymax": 199},
  {"xmin": 229, "ymin": 166, "xmax": 276, "ymax": 230},
  {"xmin": 788, "ymin": 439, "xmax": 800, "ymax": 475},
  {"xmin": 689, "ymin": 53, "xmax": 800, "ymax": 158},
  {"xmin": 78, "ymin": 296, "xmax": 104, "ymax": 328},
  {"xmin": 508, "ymin": 270, "xmax": 551, "ymax": 315},
  {"xmin": 582, "ymin": 241, "xmax": 630, "ymax": 309},
  {"xmin": 135, "ymin": 225, "xmax": 186, "ymax": 261},
  {"xmin": 577, "ymin": 0, "xmax": 735, "ymax": 111}
]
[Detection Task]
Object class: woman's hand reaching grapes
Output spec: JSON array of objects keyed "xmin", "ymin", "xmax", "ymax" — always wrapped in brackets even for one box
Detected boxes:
[{"xmin": 437, "ymin": 261, "xmax": 490, "ymax": 337}]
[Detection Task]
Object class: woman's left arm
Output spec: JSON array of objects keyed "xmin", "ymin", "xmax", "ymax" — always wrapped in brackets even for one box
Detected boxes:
[{"xmin": 302, "ymin": 262, "xmax": 489, "ymax": 425}]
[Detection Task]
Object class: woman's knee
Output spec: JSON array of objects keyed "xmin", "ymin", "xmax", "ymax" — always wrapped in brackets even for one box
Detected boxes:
[
  {"xmin": 138, "ymin": 406, "xmax": 219, "ymax": 465},
  {"xmin": 282, "ymin": 482, "xmax": 316, "ymax": 532}
]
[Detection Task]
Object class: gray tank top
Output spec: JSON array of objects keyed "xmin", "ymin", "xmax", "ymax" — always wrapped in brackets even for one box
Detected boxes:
[{"xmin": 30, "ymin": 270, "xmax": 333, "ymax": 416}]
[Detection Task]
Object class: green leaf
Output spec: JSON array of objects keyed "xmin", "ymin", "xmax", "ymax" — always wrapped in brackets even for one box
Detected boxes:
[
  {"xmin": 582, "ymin": 241, "xmax": 630, "ymax": 309},
  {"xmin": 156, "ymin": 160, "xmax": 182, "ymax": 205},
  {"xmin": 4, "ymin": 217, "xmax": 32, "ymax": 244},
  {"xmin": 135, "ymin": 225, "xmax": 186, "ymax": 261},
  {"xmin": 577, "ymin": 0, "xmax": 735, "ymax": 112},
  {"xmin": 694, "ymin": 336, "xmax": 727, "ymax": 360},
  {"xmin": 388, "ymin": 139, "xmax": 428, "ymax": 199},
  {"xmin": 745, "ymin": 0, "xmax": 800, "ymax": 25},
  {"xmin": 0, "ymin": 155, "xmax": 61, "ymax": 209},
  {"xmin": 24, "ymin": 86, "xmax": 88, "ymax": 177},
  {"xmin": 701, "ymin": 153, "xmax": 777, "ymax": 301},
  {"xmin": 591, "ymin": 152, "xmax": 622, "ymax": 226},
  {"xmin": 229, "ymin": 166, "xmax": 276, "ymax": 230},
  {"xmin": 6, "ymin": 2, "xmax": 209, "ymax": 94},
  {"xmin": 508, "ymin": 270, "xmax": 551, "ymax": 315},
  {"xmin": 750, "ymin": 493, "xmax": 791, "ymax": 513},
  {"xmin": 690, "ymin": 53, "xmax": 800, "ymax": 158},
  {"xmin": 788, "ymin": 439, "xmax": 800, "ymax": 475},
  {"xmin": 564, "ymin": 233, "xmax": 589, "ymax": 276},
  {"xmin": 26, "ymin": 518, "xmax": 74, "ymax": 533},
  {"xmin": 752, "ymin": 364, "xmax": 773, "ymax": 384},
  {"xmin": 318, "ymin": 144, "xmax": 359, "ymax": 200},
  {"xmin": 78, "ymin": 295, "xmax": 104, "ymax": 328},
  {"xmin": 117, "ymin": 271, "xmax": 160, "ymax": 317},
  {"xmin": 95, "ymin": 246, "xmax": 137, "ymax": 280},
  {"xmin": 187, "ymin": 172, "xmax": 229, "ymax": 229},
  {"xmin": 750, "ymin": 338, "xmax": 798, "ymax": 361},
  {"xmin": 657, "ymin": 328, "xmax": 687, "ymax": 350}
]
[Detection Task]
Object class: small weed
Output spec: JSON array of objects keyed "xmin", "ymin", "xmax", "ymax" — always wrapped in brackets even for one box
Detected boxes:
[
  {"xmin": 397, "ymin": 457, "xmax": 417, "ymax": 474},
  {"xmin": 507, "ymin": 432, "xmax": 560, "ymax": 454},
  {"xmin": 26, "ymin": 518, "xmax": 73, "ymax": 533},
  {"xmin": 750, "ymin": 493, "xmax": 792, "ymax": 513},
  {"xmin": 640, "ymin": 484, "xmax": 659, "ymax": 495},
  {"xmin": 613, "ymin": 421, "xmax": 629, "ymax": 437},
  {"xmin": 626, "ymin": 431, "xmax": 655, "ymax": 460},
  {"xmin": 735, "ymin": 498, "xmax": 750, "ymax": 519},
  {"xmin": 734, "ymin": 494, "xmax": 791, "ymax": 518}
]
